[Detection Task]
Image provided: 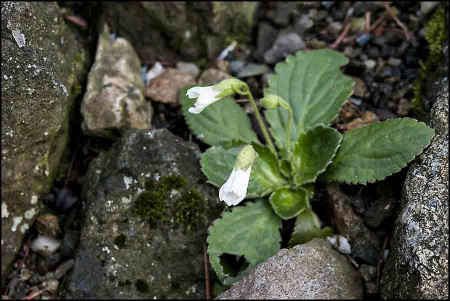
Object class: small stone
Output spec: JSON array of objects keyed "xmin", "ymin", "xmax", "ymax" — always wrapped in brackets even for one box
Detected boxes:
[
  {"xmin": 176, "ymin": 62, "xmax": 200, "ymax": 78},
  {"xmin": 359, "ymin": 264, "xmax": 377, "ymax": 282},
  {"xmin": 31, "ymin": 235, "xmax": 62, "ymax": 257},
  {"xmin": 381, "ymin": 45, "xmax": 395, "ymax": 58},
  {"xmin": 198, "ymin": 68, "xmax": 230, "ymax": 85},
  {"xmin": 264, "ymin": 32, "xmax": 306, "ymax": 65},
  {"xmin": 272, "ymin": 2, "xmax": 297, "ymax": 26},
  {"xmin": 230, "ymin": 61, "xmax": 245, "ymax": 74},
  {"xmin": 306, "ymin": 39, "xmax": 327, "ymax": 49},
  {"xmin": 420, "ymin": 2, "xmax": 439, "ymax": 15},
  {"xmin": 256, "ymin": 22, "xmax": 278, "ymax": 60},
  {"xmin": 237, "ymin": 63, "xmax": 268, "ymax": 78},
  {"xmin": 328, "ymin": 21, "xmax": 343, "ymax": 35},
  {"xmin": 146, "ymin": 62, "xmax": 164, "ymax": 85},
  {"xmin": 352, "ymin": 77, "xmax": 367, "ymax": 98},
  {"xmin": 20, "ymin": 267, "xmax": 32, "ymax": 281},
  {"xmin": 54, "ymin": 259, "xmax": 75, "ymax": 280},
  {"xmin": 294, "ymin": 14, "xmax": 314, "ymax": 35},
  {"xmin": 45, "ymin": 280, "xmax": 59, "ymax": 293},
  {"xmin": 356, "ymin": 33, "xmax": 372, "ymax": 46},
  {"xmin": 388, "ymin": 58, "xmax": 402, "ymax": 66},
  {"xmin": 145, "ymin": 69, "xmax": 195, "ymax": 104},
  {"xmin": 35, "ymin": 213, "xmax": 61, "ymax": 238},
  {"xmin": 396, "ymin": 98, "xmax": 411, "ymax": 116},
  {"xmin": 364, "ymin": 59, "xmax": 377, "ymax": 69},
  {"xmin": 327, "ymin": 235, "xmax": 352, "ymax": 254}
]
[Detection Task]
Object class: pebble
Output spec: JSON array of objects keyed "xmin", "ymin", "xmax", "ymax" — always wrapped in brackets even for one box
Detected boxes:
[
  {"xmin": 176, "ymin": 62, "xmax": 200, "ymax": 78},
  {"xmin": 45, "ymin": 280, "xmax": 59, "ymax": 293},
  {"xmin": 146, "ymin": 62, "xmax": 164, "ymax": 85},
  {"xmin": 295, "ymin": 14, "xmax": 314, "ymax": 35},
  {"xmin": 31, "ymin": 235, "xmax": 62, "ymax": 257},
  {"xmin": 396, "ymin": 98, "xmax": 411, "ymax": 116},
  {"xmin": 359, "ymin": 264, "xmax": 377, "ymax": 282},
  {"xmin": 327, "ymin": 235, "xmax": 352, "ymax": 255},
  {"xmin": 381, "ymin": 45, "xmax": 396, "ymax": 58},
  {"xmin": 352, "ymin": 77, "xmax": 367, "ymax": 98},
  {"xmin": 388, "ymin": 58, "xmax": 402, "ymax": 67},
  {"xmin": 237, "ymin": 63, "xmax": 268, "ymax": 78},
  {"xmin": 230, "ymin": 60, "xmax": 245, "ymax": 74},
  {"xmin": 366, "ymin": 281, "xmax": 378, "ymax": 294},
  {"xmin": 264, "ymin": 32, "xmax": 306, "ymax": 64},
  {"xmin": 145, "ymin": 69, "xmax": 196, "ymax": 104},
  {"xmin": 256, "ymin": 22, "xmax": 278, "ymax": 60},
  {"xmin": 35, "ymin": 213, "xmax": 61, "ymax": 238},
  {"xmin": 356, "ymin": 33, "xmax": 372, "ymax": 46},
  {"xmin": 36, "ymin": 252, "xmax": 62, "ymax": 274},
  {"xmin": 198, "ymin": 68, "xmax": 229, "ymax": 85}
]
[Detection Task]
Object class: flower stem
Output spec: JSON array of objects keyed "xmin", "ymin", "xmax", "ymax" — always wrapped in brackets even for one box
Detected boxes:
[
  {"xmin": 279, "ymin": 101, "xmax": 293, "ymax": 159},
  {"xmin": 241, "ymin": 88, "xmax": 277, "ymax": 155}
]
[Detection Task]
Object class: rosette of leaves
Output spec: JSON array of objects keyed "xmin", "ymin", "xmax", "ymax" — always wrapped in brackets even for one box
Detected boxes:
[{"xmin": 181, "ymin": 49, "xmax": 435, "ymax": 285}]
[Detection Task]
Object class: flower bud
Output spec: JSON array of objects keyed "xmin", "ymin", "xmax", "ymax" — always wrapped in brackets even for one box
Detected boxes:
[
  {"xmin": 260, "ymin": 94, "xmax": 283, "ymax": 109},
  {"xmin": 235, "ymin": 145, "xmax": 259, "ymax": 170},
  {"xmin": 214, "ymin": 77, "xmax": 248, "ymax": 98}
]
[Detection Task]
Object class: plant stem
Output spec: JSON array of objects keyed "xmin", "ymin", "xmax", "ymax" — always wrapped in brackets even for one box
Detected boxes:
[
  {"xmin": 278, "ymin": 99, "xmax": 294, "ymax": 159},
  {"xmin": 243, "ymin": 89, "xmax": 277, "ymax": 155}
]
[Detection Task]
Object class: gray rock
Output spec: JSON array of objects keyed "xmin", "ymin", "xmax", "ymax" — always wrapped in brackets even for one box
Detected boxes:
[
  {"xmin": 326, "ymin": 184, "xmax": 382, "ymax": 264},
  {"xmin": 256, "ymin": 22, "xmax": 278, "ymax": 61},
  {"xmin": 81, "ymin": 25, "xmax": 152, "ymax": 139},
  {"xmin": 176, "ymin": 62, "xmax": 200, "ymax": 78},
  {"xmin": 217, "ymin": 239, "xmax": 363, "ymax": 299},
  {"xmin": 64, "ymin": 129, "xmax": 224, "ymax": 299},
  {"xmin": 364, "ymin": 197, "xmax": 398, "ymax": 228},
  {"xmin": 264, "ymin": 32, "xmax": 306, "ymax": 65},
  {"xmin": 380, "ymin": 63, "xmax": 448, "ymax": 299},
  {"xmin": 237, "ymin": 63, "xmax": 269, "ymax": 78},
  {"xmin": 145, "ymin": 68, "xmax": 195, "ymax": 104},
  {"xmin": 1, "ymin": 1, "xmax": 87, "ymax": 282}
]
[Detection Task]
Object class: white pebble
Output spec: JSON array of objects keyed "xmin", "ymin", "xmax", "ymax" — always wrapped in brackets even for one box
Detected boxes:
[
  {"xmin": 327, "ymin": 235, "xmax": 352, "ymax": 255},
  {"xmin": 31, "ymin": 235, "xmax": 61, "ymax": 257}
]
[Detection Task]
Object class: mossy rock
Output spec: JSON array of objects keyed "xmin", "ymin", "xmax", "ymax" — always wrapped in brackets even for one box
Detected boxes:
[
  {"xmin": 64, "ymin": 129, "xmax": 225, "ymax": 299},
  {"xmin": 1, "ymin": 2, "xmax": 88, "ymax": 283}
]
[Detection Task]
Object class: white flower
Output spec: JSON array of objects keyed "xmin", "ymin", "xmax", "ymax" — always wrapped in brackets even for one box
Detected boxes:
[
  {"xmin": 186, "ymin": 86, "xmax": 223, "ymax": 114},
  {"xmin": 219, "ymin": 167, "xmax": 252, "ymax": 206}
]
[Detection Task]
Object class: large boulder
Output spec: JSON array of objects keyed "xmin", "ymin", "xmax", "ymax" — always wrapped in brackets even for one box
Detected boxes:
[
  {"xmin": 64, "ymin": 129, "xmax": 224, "ymax": 299},
  {"xmin": 1, "ymin": 1, "xmax": 87, "ymax": 283},
  {"xmin": 81, "ymin": 26, "xmax": 152, "ymax": 139},
  {"xmin": 380, "ymin": 59, "xmax": 449, "ymax": 298},
  {"xmin": 217, "ymin": 239, "xmax": 363, "ymax": 299}
]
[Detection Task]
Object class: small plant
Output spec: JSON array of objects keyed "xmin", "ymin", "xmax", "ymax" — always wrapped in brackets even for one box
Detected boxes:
[{"xmin": 181, "ymin": 49, "xmax": 435, "ymax": 285}]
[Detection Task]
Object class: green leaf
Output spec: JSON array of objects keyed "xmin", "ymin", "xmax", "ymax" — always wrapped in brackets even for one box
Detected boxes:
[
  {"xmin": 180, "ymin": 86, "xmax": 258, "ymax": 146},
  {"xmin": 264, "ymin": 49, "xmax": 354, "ymax": 149},
  {"xmin": 292, "ymin": 125, "xmax": 342, "ymax": 186},
  {"xmin": 269, "ymin": 187, "xmax": 310, "ymax": 220},
  {"xmin": 201, "ymin": 145, "xmax": 286, "ymax": 198},
  {"xmin": 289, "ymin": 208, "xmax": 334, "ymax": 247},
  {"xmin": 208, "ymin": 199, "xmax": 282, "ymax": 284},
  {"xmin": 322, "ymin": 118, "xmax": 435, "ymax": 184}
]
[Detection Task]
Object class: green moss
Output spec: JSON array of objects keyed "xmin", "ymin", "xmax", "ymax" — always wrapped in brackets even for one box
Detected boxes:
[
  {"xmin": 132, "ymin": 175, "xmax": 206, "ymax": 231},
  {"xmin": 131, "ymin": 191, "xmax": 167, "ymax": 226},
  {"xmin": 175, "ymin": 189, "xmax": 206, "ymax": 232},
  {"xmin": 412, "ymin": 7, "xmax": 448, "ymax": 118},
  {"xmin": 114, "ymin": 234, "xmax": 127, "ymax": 248},
  {"xmin": 135, "ymin": 279, "xmax": 149, "ymax": 293}
]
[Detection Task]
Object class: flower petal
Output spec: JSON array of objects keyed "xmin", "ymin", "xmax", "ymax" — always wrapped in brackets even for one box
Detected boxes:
[
  {"xmin": 186, "ymin": 86, "xmax": 203, "ymax": 98},
  {"xmin": 188, "ymin": 106, "xmax": 204, "ymax": 114}
]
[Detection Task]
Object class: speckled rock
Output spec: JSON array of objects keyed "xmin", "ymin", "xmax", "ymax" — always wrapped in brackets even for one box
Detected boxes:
[
  {"xmin": 81, "ymin": 25, "xmax": 152, "ymax": 139},
  {"xmin": 1, "ymin": 1, "xmax": 87, "ymax": 283},
  {"xmin": 380, "ymin": 65, "xmax": 448, "ymax": 299},
  {"xmin": 64, "ymin": 129, "xmax": 224, "ymax": 299},
  {"xmin": 217, "ymin": 239, "xmax": 363, "ymax": 299},
  {"xmin": 145, "ymin": 68, "xmax": 196, "ymax": 104}
]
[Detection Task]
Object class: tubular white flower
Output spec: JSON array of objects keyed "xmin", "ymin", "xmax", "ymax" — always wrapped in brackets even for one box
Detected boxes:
[
  {"xmin": 219, "ymin": 167, "xmax": 252, "ymax": 206},
  {"xmin": 186, "ymin": 86, "xmax": 223, "ymax": 114}
]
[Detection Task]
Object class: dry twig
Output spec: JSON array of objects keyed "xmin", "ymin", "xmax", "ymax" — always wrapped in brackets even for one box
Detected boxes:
[
  {"xmin": 204, "ymin": 245, "xmax": 211, "ymax": 300},
  {"xmin": 329, "ymin": 23, "xmax": 352, "ymax": 49},
  {"xmin": 383, "ymin": 2, "xmax": 411, "ymax": 40}
]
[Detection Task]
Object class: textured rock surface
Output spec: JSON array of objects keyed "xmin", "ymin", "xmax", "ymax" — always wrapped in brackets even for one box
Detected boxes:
[
  {"xmin": 145, "ymin": 69, "xmax": 196, "ymax": 104},
  {"xmin": 1, "ymin": 1, "xmax": 87, "ymax": 283},
  {"xmin": 198, "ymin": 68, "xmax": 230, "ymax": 85},
  {"xmin": 217, "ymin": 239, "xmax": 363, "ymax": 299},
  {"xmin": 380, "ymin": 65, "xmax": 449, "ymax": 299},
  {"xmin": 81, "ymin": 26, "xmax": 152, "ymax": 139},
  {"xmin": 103, "ymin": 2, "xmax": 258, "ymax": 64},
  {"xmin": 326, "ymin": 184, "xmax": 382, "ymax": 264},
  {"xmin": 64, "ymin": 129, "xmax": 224, "ymax": 299}
]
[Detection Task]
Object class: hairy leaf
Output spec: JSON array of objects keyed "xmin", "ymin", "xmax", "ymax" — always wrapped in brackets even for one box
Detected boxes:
[
  {"xmin": 289, "ymin": 208, "xmax": 334, "ymax": 247},
  {"xmin": 208, "ymin": 200, "xmax": 282, "ymax": 284},
  {"xmin": 322, "ymin": 118, "xmax": 435, "ymax": 184},
  {"xmin": 269, "ymin": 187, "xmax": 309, "ymax": 220},
  {"xmin": 180, "ymin": 86, "xmax": 258, "ymax": 146},
  {"xmin": 264, "ymin": 49, "xmax": 353, "ymax": 148},
  {"xmin": 201, "ymin": 145, "xmax": 286, "ymax": 198},
  {"xmin": 292, "ymin": 125, "xmax": 342, "ymax": 185}
]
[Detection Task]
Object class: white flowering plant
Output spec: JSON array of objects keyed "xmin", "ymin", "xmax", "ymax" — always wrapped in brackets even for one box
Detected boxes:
[{"xmin": 181, "ymin": 49, "xmax": 435, "ymax": 286}]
